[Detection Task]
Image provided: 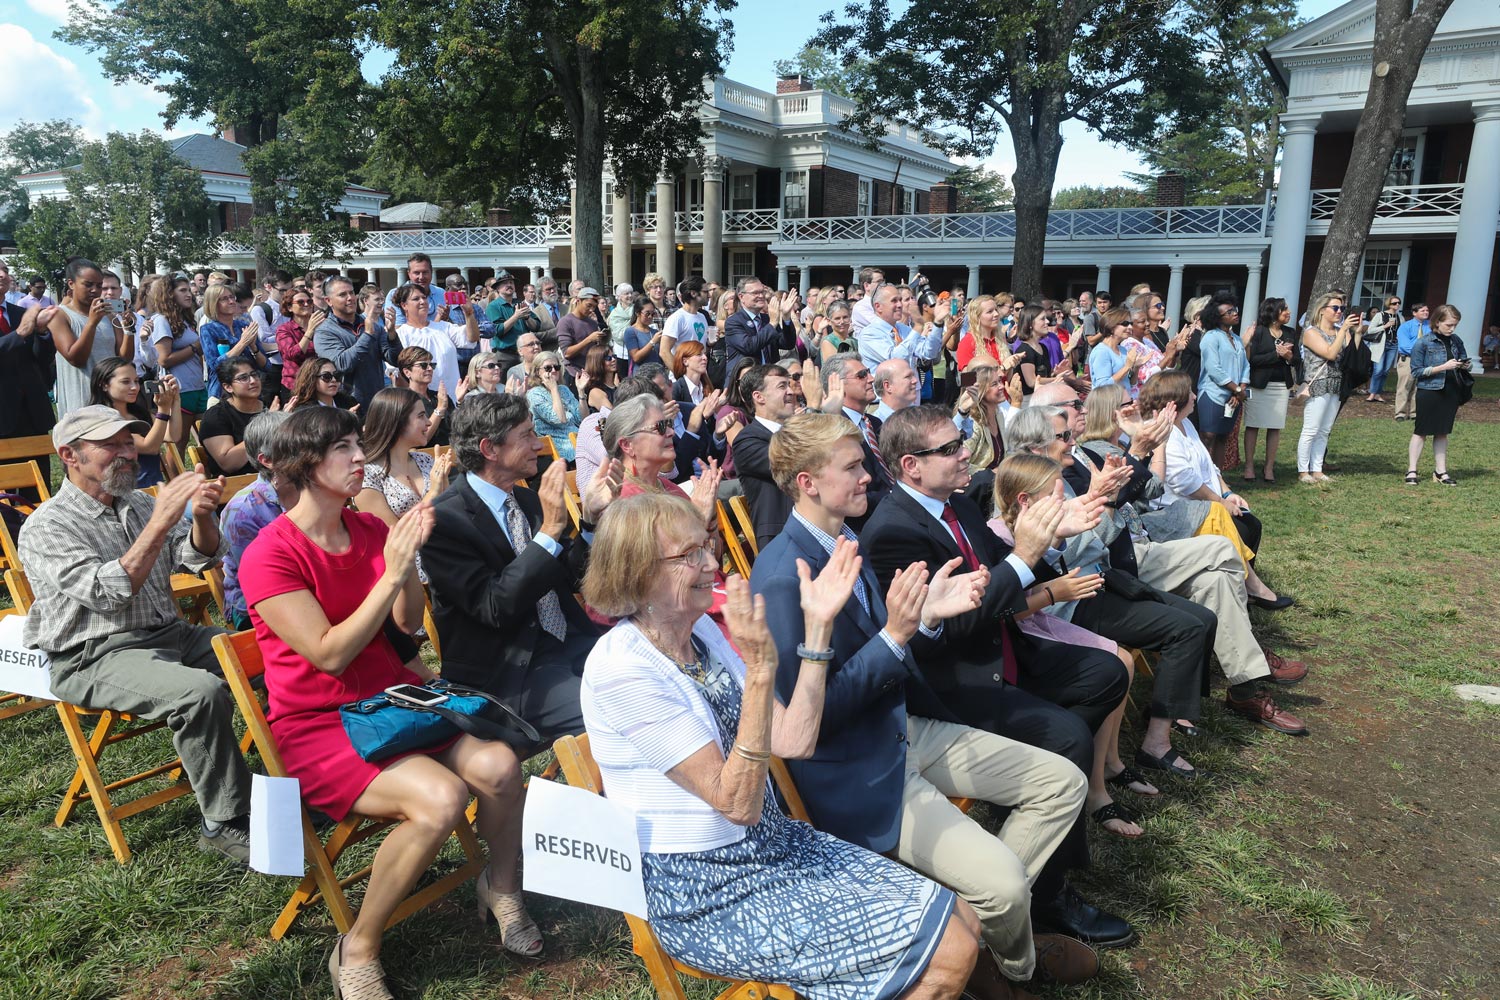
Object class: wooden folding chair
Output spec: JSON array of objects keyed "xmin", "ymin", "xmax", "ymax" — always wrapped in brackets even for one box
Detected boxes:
[
  {"xmin": 0, "ymin": 569, "xmax": 53, "ymax": 721},
  {"xmin": 0, "ymin": 567, "xmax": 199, "ymax": 864},
  {"xmin": 568, "ymin": 431, "xmax": 578, "ymax": 452},
  {"xmin": 0, "ymin": 434, "xmax": 54, "ymax": 466},
  {"xmin": 185, "ymin": 443, "xmax": 207, "ymax": 473},
  {"xmin": 0, "ymin": 460, "xmax": 51, "ymax": 573},
  {"xmin": 727, "ymin": 495, "xmax": 758, "ymax": 557},
  {"xmin": 213, "ymin": 631, "xmax": 487, "ymax": 939},
  {"xmin": 421, "ymin": 585, "xmax": 442, "ymax": 661},
  {"xmin": 539, "ymin": 436, "xmax": 561, "ymax": 464},
  {"xmin": 160, "ymin": 442, "xmax": 187, "ymax": 480},
  {"xmin": 553, "ymin": 734, "xmax": 797, "ymax": 1000},
  {"xmin": 716, "ymin": 501, "xmax": 753, "ymax": 579},
  {"xmin": 562, "ymin": 469, "xmax": 583, "ymax": 532},
  {"xmin": 220, "ymin": 472, "xmax": 259, "ymax": 506}
]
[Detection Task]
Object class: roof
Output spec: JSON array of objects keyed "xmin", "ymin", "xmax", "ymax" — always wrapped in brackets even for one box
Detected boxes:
[
  {"xmin": 379, "ymin": 202, "xmax": 444, "ymax": 225},
  {"xmin": 167, "ymin": 133, "xmax": 250, "ymax": 175}
]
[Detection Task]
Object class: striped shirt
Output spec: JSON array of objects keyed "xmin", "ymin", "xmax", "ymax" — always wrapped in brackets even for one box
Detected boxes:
[
  {"xmin": 581, "ymin": 617, "xmax": 758, "ymax": 854},
  {"xmin": 18, "ymin": 478, "xmax": 225, "ymax": 653}
]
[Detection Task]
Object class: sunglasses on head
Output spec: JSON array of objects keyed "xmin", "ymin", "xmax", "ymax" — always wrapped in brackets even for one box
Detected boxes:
[{"xmin": 909, "ymin": 437, "xmax": 965, "ymax": 458}]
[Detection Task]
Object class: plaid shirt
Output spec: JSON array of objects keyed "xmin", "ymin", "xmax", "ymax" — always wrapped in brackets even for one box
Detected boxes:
[{"xmin": 18, "ymin": 478, "xmax": 225, "ymax": 653}]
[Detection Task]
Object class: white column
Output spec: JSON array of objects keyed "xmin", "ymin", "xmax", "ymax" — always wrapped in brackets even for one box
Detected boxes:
[
  {"xmin": 1264, "ymin": 116, "xmax": 1319, "ymax": 317},
  {"xmin": 907, "ymin": 264, "xmax": 919, "ymax": 284},
  {"xmin": 798, "ymin": 264, "xmax": 812, "ymax": 297},
  {"xmin": 967, "ymin": 265, "xmax": 981, "ymax": 299},
  {"xmin": 776, "ymin": 262, "xmax": 789, "ymax": 291},
  {"xmin": 612, "ymin": 182, "xmax": 632, "ymax": 290},
  {"xmin": 1446, "ymin": 102, "xmax": 1500, "ymax": 367},
  {"xmin": 1165, "ymin": 263, "xmax": 1185, "ymax": 334},
  {"xmin": 1241, "ymin": 260, "xmax": 1264, "ymax": 335},
  {"xmin": 851, "ymin": 265, "xmax": 862, "ymax": 285},
  {"xmin": 397, "ymin": 267, "xmax": 409, "ymax": 285},
  {"xmin": 1095, "ymin": 264, "xmax": 1111, "ymax": 297},
  {"xmin": 654, "ymin": 171, "xmax": 676, "ymax": 287},
  {"xmin": 543, "ymin": 265, "xmax": 553, "ymax": 278},
  {"xmin": 702, "ymin": 157, "xmax": 724, "ymax": 286}
]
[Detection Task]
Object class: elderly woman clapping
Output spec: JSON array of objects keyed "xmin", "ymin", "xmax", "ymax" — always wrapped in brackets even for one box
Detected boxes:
[{"xmin": 580, "ymin": 493, "xmax": 980, "ymax": 1000}]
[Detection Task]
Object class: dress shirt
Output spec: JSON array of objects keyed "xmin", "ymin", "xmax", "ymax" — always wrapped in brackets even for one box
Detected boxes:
[
  {"xmin": 1396, "ymin": 318, "xmax": 1428, "ymax": 357},
  {"xmin": 1197, "ymin": 329, "xmax": 1250, "ymax": 406},
  {"xmin": 895, "ymin": 481, "xmax": 1036, "ymax": 589},
  {"xmin": 858, "ymin": 316, "xmax": 942, "ymax": 371},
  {"xmin": 850, "ymin": 295, "xmax": 877, "ymax": 334},
  {"xmin": 791, "ymin": 510, "xmax": 938, "ymax": 651},
  {"xmin": 873, "ymin": 401, "xmax": 898, "ymax": 422},
  {"xmin": 18, "ymin": 479, "xmax": 226, "ymax": 653},
  {"xmin": 754, "ymin": 415, "xmax": 783, "ymax": 433},
  {"xmin": 465, "ymin": 472, "xmax": 562, "ymax": 557}
]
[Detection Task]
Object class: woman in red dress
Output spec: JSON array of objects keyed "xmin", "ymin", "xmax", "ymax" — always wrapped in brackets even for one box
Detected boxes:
[{"xmin": 241, "ymin": 406, "xmax": 540, "ymax": 1000}]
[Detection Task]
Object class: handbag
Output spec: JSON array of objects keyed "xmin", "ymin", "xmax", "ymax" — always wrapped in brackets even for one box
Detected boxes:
[
  {"xmin": 1446, "ymin": 339, "xmax": 1474, "ymax": 405},
  {"xmin": 340, "ymin": 679, "xmax": 541, "ymax": 762}
]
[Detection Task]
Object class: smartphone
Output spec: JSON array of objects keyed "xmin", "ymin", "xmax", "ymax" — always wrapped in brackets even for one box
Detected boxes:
[
  {"xmin": 950, "ymin": 299, "xmax": 959, "ymax": 317},
  {"xmin": 384, "ymin": 683, "xmax": 448, "ymax": 707},
  {"xmin": 143, "ymin": 380, "xmax": 161, "ymax": 395},
  {"xmin": 444, "ymin": 290, "xmax": 468, "ymax": 306},
  {"xmin": 103, "ymin": 298, "xmax": 126, "ymax": 314}
]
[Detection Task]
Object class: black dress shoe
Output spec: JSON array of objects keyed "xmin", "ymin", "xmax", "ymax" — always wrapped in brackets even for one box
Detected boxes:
[
  {"xmin": 1031, "ymin": 884, "xmax": 1136, "ymax": 949},
  {"xmin": 1247, "ymin": 593, "xmax": 1295, "ymax": 611}
]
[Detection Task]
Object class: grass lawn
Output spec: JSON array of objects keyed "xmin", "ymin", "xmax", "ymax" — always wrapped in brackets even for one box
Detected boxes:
[{"xmin": 2, "ymin": 381, "xmax": 1497, "ymax": 1000}]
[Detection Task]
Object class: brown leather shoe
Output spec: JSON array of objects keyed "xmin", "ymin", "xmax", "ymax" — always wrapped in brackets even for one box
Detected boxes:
[
  {"xmin": 1262, "ymin": 648, "xmax": 1307, "ymax": 686},
  {"xmin": 1032, "ymin": 933, "xmax": 1100, "ymax": 984},
  {"xmin": 962, "ymin": 947, "xmax": 1034, "ymax": 1000},
  {"xmin": 1224, "ymin": 690, "xmax": 1309, "ymax": 736}
]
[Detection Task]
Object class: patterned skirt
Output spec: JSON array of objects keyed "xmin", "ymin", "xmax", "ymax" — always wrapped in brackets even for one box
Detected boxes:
[{"xmin": 643, "ymin": 809, "xmax": 954, "ymax": 1000}]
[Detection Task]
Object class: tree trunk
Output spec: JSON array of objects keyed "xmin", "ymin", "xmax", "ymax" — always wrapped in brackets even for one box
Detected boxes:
[
  {"xmin": 1309, "ymin": 0, "xmax": 1455, "ymax": 300},
  {"xmin": 1260, "ymin": 111, "xmax": 1280, "ymax": 195},
  {"xmin": 1008, "ymin": 113, "xmax": 1064, "ymax": 301},
  {"xmin": 572, "ymin": 82, "xmax": 607, "ymax": 288},
  {"xmin": 248, "ymin": 115, "xmax": 279, "ymax": 279}
]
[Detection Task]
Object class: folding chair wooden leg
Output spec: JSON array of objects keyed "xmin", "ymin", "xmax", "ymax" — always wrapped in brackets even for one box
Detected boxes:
[{"xmin": 0, "ymin": 691, "xmax": 52, "ymax": 721}]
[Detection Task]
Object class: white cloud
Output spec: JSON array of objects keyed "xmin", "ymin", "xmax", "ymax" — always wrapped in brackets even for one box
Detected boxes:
[
  {"xmin": 24, "ymin": 0, "xmax": 71, "ymax": 22},
  {"xmin": 0, "ymin": 23, "xmax": 103, "ymax": 135}
]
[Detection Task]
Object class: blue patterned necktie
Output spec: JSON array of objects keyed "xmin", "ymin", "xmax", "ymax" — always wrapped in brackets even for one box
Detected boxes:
[{"xmin": 504, "ymin": 497, "xmax": 567, "ymax": 641}]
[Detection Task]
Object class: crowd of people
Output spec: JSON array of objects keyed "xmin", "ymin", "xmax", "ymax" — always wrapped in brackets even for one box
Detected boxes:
[{"xmin": 2, "ymin": 249, "xmax": 1486, "ymax": 1000}]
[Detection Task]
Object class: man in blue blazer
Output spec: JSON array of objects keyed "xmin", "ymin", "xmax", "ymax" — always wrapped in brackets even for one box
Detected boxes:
[
  {"xmin": 723, "ymin": 277, "xmax": 796, "ymax": 368},
  {"xmin": 751, "ymin": 411, "xmax": 1099, "ymax": 994}
]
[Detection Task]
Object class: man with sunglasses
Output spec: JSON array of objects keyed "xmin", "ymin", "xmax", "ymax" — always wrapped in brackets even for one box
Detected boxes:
[{"xmin": 860, "ymin": 404, "xmax": 1137, "ymax": 950}]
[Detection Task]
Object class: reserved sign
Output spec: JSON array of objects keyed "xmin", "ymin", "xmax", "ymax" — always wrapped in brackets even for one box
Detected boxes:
[
  {"xmin": 522, "ymin": 776, "xmax": 647, "ymax": 917},
  {"xmin": 0, "ymin": 614, "xmax": 56, "ymax": 701}
]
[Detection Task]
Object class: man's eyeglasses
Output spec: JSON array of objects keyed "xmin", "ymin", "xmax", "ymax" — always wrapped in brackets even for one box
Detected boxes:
[
  {"xmin": 659, "ymin": 539, "xmax": 716, "ymax": 567},
  {"xmin": 1055, "ymin": 429, "xmax": 1075, "ymax": 444},
  {"xmin": 909, "ymin": 437, "xmax": 965, "ymax": 459},
  {"xmin": 630, "ymin": 419, "xmax": 673, "ymax": 437},
  {"xmin": 1060, "ymin": 399, "xmax": 1084, "ymax": 412},
  {"xmin": 787, "ymin": 373, "xmax": 802, "ymax": 382},
  {"xmin": 850, "ymin": 369, "xmax": 872, "ymax": 380}
]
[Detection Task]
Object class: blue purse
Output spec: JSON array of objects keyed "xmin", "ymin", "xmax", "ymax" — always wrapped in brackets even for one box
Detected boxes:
[{"xmin": 340, "ymin": 680, "xmax": 541, "ymax": 762}]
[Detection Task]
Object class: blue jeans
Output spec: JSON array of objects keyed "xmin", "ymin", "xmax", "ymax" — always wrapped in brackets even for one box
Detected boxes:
[{"xmin": 1369, "ymin": 342, "xmax": 1398, "ymax": 394}]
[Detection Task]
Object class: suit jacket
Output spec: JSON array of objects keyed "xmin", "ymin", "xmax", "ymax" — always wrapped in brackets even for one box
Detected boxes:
[
  {"xmin": 728, "ymin": 419, "xmax": 792, "ymax": 548},
  {"xmin": 751, "ymin": 516, "xmax": 956, "ymax": 853},
  {"xmin": 421, "ymin": 474, "xmax": 601, "ymax": 696},
  {"xmin": 852, "ymin": 410, "xmax": 894, "ymax": 513},
  {"xmin": 0, "ymin": 302, "xmax": 57, "ymax": 439},
  {"xmin": 724, "ymin": 308, "xmax": 795, "ymax": 367},
  {"xmin": 861, "ymin": 487, "xmax": 1059, "ymax": 717},
  {"xmin": 1062, "ymin": 449, "xmax": 1146, "ymax": 576}
]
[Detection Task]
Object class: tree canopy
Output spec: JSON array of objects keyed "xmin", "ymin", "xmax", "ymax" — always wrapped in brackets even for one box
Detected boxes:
[
  {"xmin": 0, "ymin": 120, "xmax": 86, "ymax": 235},
  {"xmin": 946, "ymin": 164, "xmax": 1014, "ymax": 213},
  {"xmin": 1051, "ymin": 184, "xmax": 1151, "ymax": 210}
]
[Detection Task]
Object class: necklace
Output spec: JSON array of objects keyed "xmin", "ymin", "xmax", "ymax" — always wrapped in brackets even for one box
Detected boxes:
[{"xmin": 636, "ymin": 619, "xmax": 707, "ymax": 683}]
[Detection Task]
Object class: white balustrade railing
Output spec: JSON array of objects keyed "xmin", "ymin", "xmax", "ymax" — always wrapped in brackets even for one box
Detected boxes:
[
  {"xmin": 724, "ymin": 208, "xmax": 780, "ymax": 234},
  {"xmin": 676, "ymin": 210, "xmax": 706, "ymax": 234},
  {"xmin": 1308, "ymin": 182, "xmax": 1466, "ymax": 221},
  {"xmin": 777, "ymin": 205, "xmax": 1270, "ymax": 244}
]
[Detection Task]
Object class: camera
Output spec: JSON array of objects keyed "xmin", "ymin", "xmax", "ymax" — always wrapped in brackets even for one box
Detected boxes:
[{"xmin": 144, "ymin": 380, "xmax": 161, "ymax": 395}]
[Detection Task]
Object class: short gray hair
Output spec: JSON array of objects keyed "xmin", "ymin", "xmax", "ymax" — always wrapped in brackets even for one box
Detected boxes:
[
  {"xmin": 1007, "ymin": 405, "xmax": 1066, "ymax": 454},
  {"xmin": 821, "ymin": 353, "xmax": 864, "ymax": 398},
  {"xmin": 602, "ymin": 394, "xmax": 665, "ymax": 457},
  {"xmin": 244, "ymin": 411, "xmax": 291, "ymax": 477}
]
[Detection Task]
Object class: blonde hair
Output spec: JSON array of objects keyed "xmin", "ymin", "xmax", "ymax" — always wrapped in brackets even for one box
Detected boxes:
[
  {"xmin": 1306, "ymin": 291, "xmax": 1344, "ymax": 330},
  {"xmin": 642, "ymin": 272, "xmax": 665, "ymax": 292},
  {"xmin": 1183, "ymin": 294, "xmax": 1211, "ymax": 327},
  {"xmin": 1081, "ymin": 382, "xmax": 1127, "ymax": 443},
  {"xmin": 201, "ymin": 283, "xmax": 237, "ymax": 323},
  {"xmin": 993, "ymin": 454, "xmax": 1062, "ymax": 530},
  {"xmin": 769, "ymin": 411, "xmax": 862, "ymax": 498},
  {"xmin": 965, "ymin": 295, "xmax": 1011, "ymax": 361},
  {"xmin": 581, "ymin": 494, "xmax": 701, "ymax": 618},
  {"xmin": 525, "ymin": 350, "xmax": 564, "ymax": 390}
]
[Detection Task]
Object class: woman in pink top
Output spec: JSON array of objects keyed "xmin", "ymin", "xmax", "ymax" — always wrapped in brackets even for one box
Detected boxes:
[
  {"xmin": 240, "ymin": 406, "xmax": 540, "ymax": 1000},
  {"xmin": 274, "ymin": 287, "xmax": 321, "ymax": 393}
]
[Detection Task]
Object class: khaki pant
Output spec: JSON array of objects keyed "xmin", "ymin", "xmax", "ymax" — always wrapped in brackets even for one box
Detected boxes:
[
  {"xmin": 1394, "ymin": 356, "xmax": 1417, "ymax": 419},
  {"xmin": 1133, "ymin": 535, "xmax": 1270, "ymax": 687},
  {"xmin": 896, "ymin": 715, "xmax": 1086, "ymax": 981}
]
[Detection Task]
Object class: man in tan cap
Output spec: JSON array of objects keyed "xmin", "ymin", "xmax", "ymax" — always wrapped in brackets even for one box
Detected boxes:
[{"xmin": 17, "ymin": 405, "xmax": 254, "ymax": 862}]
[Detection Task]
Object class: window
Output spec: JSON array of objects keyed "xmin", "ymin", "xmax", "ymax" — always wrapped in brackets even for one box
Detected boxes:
[
  {"xmin": 857, "ymin": 178, "xmax": 872, "ymax": 217},
  {"xmin": 901, "ymin": 189, "xmax": 915, "ymax": 216},
  {"xmin": 730, "ymin": 250, "xmax": 755, "ymax": 284},
  {"xmin": 1357, "ymin": 247, "xmax": 1405, "ymax": 312},
  {"xmin": 783, "ymin": 169, "xmax": 808, "ymax": 220},
  {"xmin": 631, "ymin": 187, "xmax": 658, "ymax": 216},
  {"xmin": 731, "ymin": 174, "xmax": 756, "ymax": 211},
  {"xmin": 1385, "ymin": 138, "xmax": 1418, "ymax": 188},
  {"xmin": 687, "ymin": 177, "xmax": 703, "ymax": 212}
]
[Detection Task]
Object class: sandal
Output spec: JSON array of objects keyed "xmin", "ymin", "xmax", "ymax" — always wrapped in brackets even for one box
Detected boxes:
[
  {"xmin": 1433, "ymin": 471, "xmax": 1457, "ymax": 486},
  {"xmin": 1091, "ymin": 801, "xmax": 1143, "ymax": 839},
  {"xmin": 1404, "ymin": 470, "xmax": 1419, "ymax": 485},
  {"xmin": 1134, "ymin": 746, "xmax": 1205, "ymax": 781},
  {"xmin": 477, "ymin": 867, "xmax": 544, "ymax": 957},
  {"xmin": 328, "ymin": 935, "xmax": 394, "ymax": 1000},
  {"xmin": 1105, "ymin": 764, "xmax": 1159, "ymax": 796}
]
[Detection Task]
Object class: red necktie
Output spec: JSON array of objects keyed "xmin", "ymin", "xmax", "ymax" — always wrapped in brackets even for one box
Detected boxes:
[
  {"xmin": 862, "ymin": 417, "xmax": 893, "ymax": 483},
  {"xmin": 941, "ymin": 502, "xmax": 1018, "ymax": 683},
  {"xmin": 0, "ymin": 308, "xmax": 10, "ymax": 335}
]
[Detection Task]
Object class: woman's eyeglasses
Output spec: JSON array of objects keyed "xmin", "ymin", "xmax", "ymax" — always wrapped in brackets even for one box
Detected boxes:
[
  {"xmin": 538, "ymin": 364, "xmax": 560, "ymax": 374},
  {"xmin": 659, "ymin": 540, "xmax": 716, "ymax": 567},
  {"xmin": 478, "ymin": 362, "xmax": 502, "ymax": 371},
  {"xmin": 909, "ymin": 437, "xmax": 965, "ymax": 458},
  {"xmin": 231, "ymin": 372, "xmax": 264, "ymax": 384}
]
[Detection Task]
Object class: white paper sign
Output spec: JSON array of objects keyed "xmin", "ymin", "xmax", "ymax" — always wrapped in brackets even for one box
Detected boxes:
[
  {"xmin": 250, "ymin": 773, "xmax": 305, "ymax": 876},
  {"xmin": 0, "ymin": 614, "xmax": 56, "ymax": 701},
  {"xmin": 523, "ymin": 776, "xmax": 647, "ymax": 917}
]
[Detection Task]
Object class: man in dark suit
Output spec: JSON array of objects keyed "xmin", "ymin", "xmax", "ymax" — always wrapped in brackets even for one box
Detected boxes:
[
  {"xmin": 751, "ymin": 411, "xmax": 1099, "ymax": 995},
  {"xmin": 723, "ymin": 277, "xmax": 795, "ymax": 367},
  {"xmin": 421, "ymin": 393, "xmax": 606, "ymax": 744},
  {"xmin": 0, "ymin": 271, "xmax": 57, "ymax": 443},
  {"xmin": 860, "ymin": 404, "xmax": 1135, "ymax": 948},
  {"xmin": 726, "ymin": 362, "xmax": 798, "ymax": 548}
]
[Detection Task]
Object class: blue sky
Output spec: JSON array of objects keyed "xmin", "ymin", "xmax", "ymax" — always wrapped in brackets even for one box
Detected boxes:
[{"xmin": 2, "ymin": 0, "xmax": 1349, "ymax": 188}]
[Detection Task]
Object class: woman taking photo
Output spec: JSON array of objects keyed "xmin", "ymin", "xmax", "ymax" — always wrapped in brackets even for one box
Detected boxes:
[
  {"xmin": 671, "ymin": 340, "xmax": 716, "ymax": 408},
  {"xmin": 1297, "ymin": 291, "xmax": 1360, "ymax": 484},
  {"xmin": 88, "ymin": 357, "xmax": 181, "ymax": 488},
  {"xmin": 1241, "ymin": 298, "xmax": 1298, "ymax": 483},
  {"xmin": 580, "ymin": 492, "xmax": 977, "ymax": 1000},
  {"xmin": 624, "ymin": 298, "xmax": 665, "ymax": 369},
  {"xmin": 1195, "ymin": 295, "xmax": 1249, "ymax": 469},
  {"xmin": 1364, "ymin": 294, "xmax": 1403, "ymax": 402},
  {"xmin": 956, "ymin": 294, "xmax": 1010, "ymax": 370},
  {"xmin": 275, "ymin": 286, "xmax": 322, "ymax": 396},
  {"xmin": 48, "ymin": 258, "xmax": 127, "ymax": 420},
  {"xmin": 199, "ymin": 282, "xmax": 266, "ymax": 400},
  {"xmin": 582, "ymin": 344, "xmax": 620, "ymax": 411},
  {"xmin": 149, "ymin": 272, "xmax": 208, "ymax": 446},
  {"xmin": 525, "ymin": 350, "xmax": 583, "ymax": 461},
  {"xmin": 396, "ymin": 346, "xmax": 453, "ymax": 447},
  {"xmin": 1405, "ymin": 303, "xmax": 1469, "ymax": 485},
  {"xmin": 289, "ymin": 357, "xmax": 359, "ymax": 413},
  {"xmin": 358, "ymin": 387, "xmax": 454, "ymax": 580},
  {"xmin": 241, "ymin": 407, "xmax": 538, "ymax": 1000},
  {"xmin": 388, "ymin": 282, "xmax": 481, "ymax": 400}
]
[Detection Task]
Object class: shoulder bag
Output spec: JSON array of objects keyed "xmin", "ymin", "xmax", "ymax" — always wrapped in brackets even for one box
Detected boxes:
[{"xmin": 340, "ymin": 679, "xmax": 541, "ymax": 762}]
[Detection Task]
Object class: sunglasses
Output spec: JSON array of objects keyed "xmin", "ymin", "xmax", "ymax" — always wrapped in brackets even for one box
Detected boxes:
[
  {"xmin": 1061, "ymin": 399, "xmax": 1084, "ymax": 411},
  {"xmin": 478, "ymin": 362, "xmax": 502, "ymax": 371},
  {"xmin": 1055, "ymin": 429, "xmax": 1075, "ymax": 443},
  {"xmin": 850, "ymin": 369, "xmax": 872, "ymax": 380},
  {"xmin": 1328, "ymin": 304, "xmax": 1345, "ymax": 312},
  {"xmin": 909, "ymin": 437, "xmax": 965, "ymax": 459},
  {"xmin": 538, "ymin": 364, "xmax": 560, "ymax": 373},
  {"xmin": 630, "ymin": 419, "xmax": 673, "ymax": 437},
  {"xmin": 317, "ymin": 372, "xmax": 341, "ymax": 383},
  {"xmin": 408, "ymin": 361, "xmax": 436, "ymax": 370}
]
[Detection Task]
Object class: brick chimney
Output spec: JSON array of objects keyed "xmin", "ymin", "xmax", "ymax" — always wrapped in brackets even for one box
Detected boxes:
[
  {"xmin": 776, "ymin": 75, "xmax": 814, "ymax": 94},
  {"xmin": 1154, "ymin": 170, "xmax": 1186, "ymax": 207},
  {"xmin": 349, "ymin": 213, "xmax": 379, "ymax": 232},
  {"xmin": 485, "ymin": 207, "xmax": 515, "ymax": 227},
  {"xmin": 221, "ymin": 126, "xmax": 245, "ymax": 146},
  {"xmin": 928, "ymin": 182, "xmax": 958, "ymax": 215}
]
